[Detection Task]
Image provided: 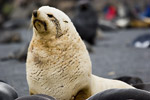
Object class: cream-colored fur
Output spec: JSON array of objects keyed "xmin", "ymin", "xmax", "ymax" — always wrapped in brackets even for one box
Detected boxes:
[{"xmin": 26, "ymin": 6, "xmax": 134, "ymax": 100}]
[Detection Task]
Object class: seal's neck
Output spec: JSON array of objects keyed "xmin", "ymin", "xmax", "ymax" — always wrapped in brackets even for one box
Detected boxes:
[{"xmin": 33, "ymin": 29, "xmax": 56, "ymax": 41}]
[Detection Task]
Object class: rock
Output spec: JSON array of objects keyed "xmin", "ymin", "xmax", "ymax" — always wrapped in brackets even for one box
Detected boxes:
[
  {"xmin": 115, "ymin": 76, "xmax": 143, "ymax": 85},
  {"xmin": 16, "ymin": 94, "xmax": 56, "ymax": 100},
  {"xmin": 0, "ymin": 82, "xmax": 18, "ymax": 100},
  {"xmin": 87, "ymin": 89, "xmax": 150, "ymax": 100}
]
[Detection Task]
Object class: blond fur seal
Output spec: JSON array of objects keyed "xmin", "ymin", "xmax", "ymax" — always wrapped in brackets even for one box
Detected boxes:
[{"xmin": 26, "ymin": 6, "xmax": 134, "ymax": 100}]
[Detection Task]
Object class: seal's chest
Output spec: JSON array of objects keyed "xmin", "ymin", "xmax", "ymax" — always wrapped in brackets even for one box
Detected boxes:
[
  {"xmin": 29, "ymin": 49, "xmax": 80, "ymax": 80},
  {"xmin": 27, "ymin": 43, "xmax": 88, "ymax": 94},
  {"xmin": 27, "ymin": 59, "xmax": 80, "ymax": 97}
]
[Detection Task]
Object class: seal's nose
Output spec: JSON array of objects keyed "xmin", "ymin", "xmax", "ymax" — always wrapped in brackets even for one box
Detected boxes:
[{"xmin": 33, "ymin": 10, "xmax": 37, "ymax": 17}]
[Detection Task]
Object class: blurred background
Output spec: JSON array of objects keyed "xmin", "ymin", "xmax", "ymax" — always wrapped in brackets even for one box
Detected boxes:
[{"xmin": 0, "ymin": 0, "xmax": 150, "ymax": 97}]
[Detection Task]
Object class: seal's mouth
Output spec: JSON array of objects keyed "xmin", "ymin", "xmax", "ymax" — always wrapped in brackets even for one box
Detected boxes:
[{"xmin": 33, "ymin": 19, "xmax": 47, "ymax": 32}]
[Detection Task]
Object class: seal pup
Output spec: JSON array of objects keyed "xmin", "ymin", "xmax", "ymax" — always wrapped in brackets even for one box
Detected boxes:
[
  {"xmin": 72, "ymin": 0, "xmax": 98, "ymax": 45},
  {"xmin": 72, "ymin": 0, "xmax": 100, "ymax": 52},
  {"xmin": 26, "ymin": 6, "xmax": 134, "ymax": 100}
]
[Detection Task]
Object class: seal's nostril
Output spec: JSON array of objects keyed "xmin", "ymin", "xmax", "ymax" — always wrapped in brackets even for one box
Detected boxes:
[{"xmin": 33, "ymin": 10, "xmax": 37, "ymax": 17}]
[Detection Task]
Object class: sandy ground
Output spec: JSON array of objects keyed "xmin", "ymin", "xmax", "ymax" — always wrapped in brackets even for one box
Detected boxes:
[{"xmin": 0, "ymin": 28, "xmax": 150, "ymax": 96}]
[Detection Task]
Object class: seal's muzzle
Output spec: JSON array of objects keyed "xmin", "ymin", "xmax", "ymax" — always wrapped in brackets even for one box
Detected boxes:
[
  {"xmin": 33, "ymin": 10, "xmax": 38, "ymax": 17},
  {"xmin": 33, "ymin": 19, "xmax": 47, "ymax": 32}
]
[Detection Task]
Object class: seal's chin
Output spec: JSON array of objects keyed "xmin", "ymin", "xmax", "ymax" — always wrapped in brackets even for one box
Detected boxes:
[{"xmin": 33, "ymin": 19, "xmax": 47, "ymax": 32}]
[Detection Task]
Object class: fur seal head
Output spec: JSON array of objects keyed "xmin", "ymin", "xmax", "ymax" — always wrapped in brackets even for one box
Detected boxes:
[{"xmin": 32, "ymin": 6, "xmax": 71, "ymax": 39}]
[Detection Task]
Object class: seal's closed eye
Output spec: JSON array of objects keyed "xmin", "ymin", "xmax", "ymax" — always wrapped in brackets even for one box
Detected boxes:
[{"xmin": 47, "ymin": 14, "xmax": 53, "ymax": 18}]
